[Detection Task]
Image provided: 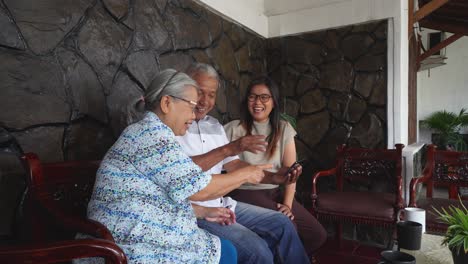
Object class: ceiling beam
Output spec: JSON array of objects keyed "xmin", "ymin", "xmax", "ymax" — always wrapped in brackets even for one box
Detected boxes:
[
  {"xmin": 409, "ymin": 0, "xmax": 415, "ymax": 38},
  {"xmin": 414, "ymin": 0, "xmax": 449, "ymax": 23},
  {"xmin": 418, "ymin": 33, "xmax": 463, "ymax": 63},
  {"xmin": 420, "ymin": 19, "xmax": 468, "ymax": 36}
]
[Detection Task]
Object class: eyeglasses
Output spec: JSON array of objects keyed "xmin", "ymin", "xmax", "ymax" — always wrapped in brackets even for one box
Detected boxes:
[
  {"xmin": 247, "ymin": 94, "xmax": 272, "ymax": 103},
  {"xmin": 169, "ymin": 95, "xmax": 197, "ymax": 112}
]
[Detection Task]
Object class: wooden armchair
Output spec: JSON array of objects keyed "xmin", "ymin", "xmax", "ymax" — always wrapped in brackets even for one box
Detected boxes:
[
  {"xmin": 311, "ymin": 144, "xmax": 405, "ymax": 245},
  {"xmin": 409, "ymin": 144, "xmax": 468, "ymax": 234},
  {"xmin": 0, "ymin": 153, "xmax": 127, "ymax": 264}
]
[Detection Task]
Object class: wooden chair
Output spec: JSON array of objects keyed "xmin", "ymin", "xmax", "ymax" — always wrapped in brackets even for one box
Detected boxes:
[
  {"xmin": 0, "ymin": 153, "xmax": 127, "ymax": 264},
  {"xmin": 409, "ymin": 144, "xmax": 468, "ymax": 234},
  {"xmin": 311, "ymin": 144, "xmax": 405, "ymax": 246}
]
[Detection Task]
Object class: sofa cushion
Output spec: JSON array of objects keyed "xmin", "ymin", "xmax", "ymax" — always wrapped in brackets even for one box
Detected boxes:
[{"xmin": 316, "ymin": 192, "xmax": 396, "ymax": 222}]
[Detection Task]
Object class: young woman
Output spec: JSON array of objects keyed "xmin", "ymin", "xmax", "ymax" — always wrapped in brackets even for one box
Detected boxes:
[{"xmin": 224, "ymin": 76, "xmax": 327, "ymax": 258}]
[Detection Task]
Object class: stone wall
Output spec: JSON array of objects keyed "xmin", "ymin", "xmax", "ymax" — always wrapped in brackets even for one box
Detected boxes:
[
  {"xmin": 266, "ymin": 21, "xmax": 389, "ymax": 245},
  {"xmin": 0, "ymin": 0, "xmax": 388, "ymax": 241},
  {"xmin": 266, "ymin": 21, "xmax": 388, "ymax": 202},
  {"xmin": 0, "ymin": 0, "xmax": 267, "ymax": 238},
  {"xmin": 0, "ymin": 0, "xmax": 266, "ymax": 162}
]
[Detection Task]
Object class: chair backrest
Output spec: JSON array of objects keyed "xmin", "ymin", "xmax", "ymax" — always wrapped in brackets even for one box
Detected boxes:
[
  {"xmin": 424, "ymin": 144, "xmax": 468, "ymax": 199},
  {"xmin": 21, "ymin": 153, "xmax": 101, "ymax": 242},
  {"xmin": 335, "ymin": 144, "xmax": 404, "ymax": 195}
]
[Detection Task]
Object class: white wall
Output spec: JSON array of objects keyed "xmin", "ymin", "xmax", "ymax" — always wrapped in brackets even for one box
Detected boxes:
[
  {"xmin": 196, "ymin": 0, "xmax": 268, "ymax": 37},
  {"xmin": 267, "ymin": 0, "xmax": 398, "ymax": 38},
  {"xmin": 417, "ymin": 33, "xmax": 468, "ymax": 143}
]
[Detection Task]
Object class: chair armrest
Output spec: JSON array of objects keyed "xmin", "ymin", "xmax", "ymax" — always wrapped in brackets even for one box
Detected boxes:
[
  {"xmin": 408, "ymin": 167, "xmax": 432, "ymax": 207},
  {"xmin": 311, "ymin": 168, "xmax": 336, "ymax": 198},
  {"xmin": 34, "ymin": 197, "xmax": 116, "ymax": 242},
  {"xmin": 395, "ymin": 173, "xmax": 405, "ymax": 211},
  {"xmin": 310, "ymin": 168, "xmax": 336, "ymax": 213},
  {"xmin": 73, "ymin": 218, "xmax": 116, "ymax": 242},
  {"xmin": 0, "ymin": 239, "xmax": 127, "ymax": 264}
]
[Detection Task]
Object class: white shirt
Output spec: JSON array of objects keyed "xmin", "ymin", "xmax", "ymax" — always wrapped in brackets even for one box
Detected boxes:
[{"xmin": 176, "ymin": 115, "xmax": 238, "ymax": 209}]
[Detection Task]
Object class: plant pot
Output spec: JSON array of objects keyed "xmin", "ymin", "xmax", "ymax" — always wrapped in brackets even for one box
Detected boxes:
[{"xmin": 451, "ymin": 247, "xmax": 468, "ymax": 264}]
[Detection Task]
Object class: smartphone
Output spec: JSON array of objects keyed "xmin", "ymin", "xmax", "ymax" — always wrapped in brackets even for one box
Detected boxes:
[{"xmin": 286, "ymin": 159, "xmax": 305, "ymax": 175}]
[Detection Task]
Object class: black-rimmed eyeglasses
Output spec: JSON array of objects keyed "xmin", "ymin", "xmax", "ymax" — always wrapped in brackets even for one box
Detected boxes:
[{"xmin": 247, "ymin": 94, "xmax": 272, "ymax": 103}]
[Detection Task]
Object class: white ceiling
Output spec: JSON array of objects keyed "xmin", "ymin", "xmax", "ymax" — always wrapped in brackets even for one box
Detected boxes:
[
  {"xmin": 197, "ymin": 0, "xmax": 399, "ymax": 38},
  {"xmin": 263, "ymin": 0, "xmax": 348, "ymax": 16}
]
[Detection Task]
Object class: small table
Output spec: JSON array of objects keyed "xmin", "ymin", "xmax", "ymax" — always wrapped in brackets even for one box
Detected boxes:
[{"xmin": 400, "ymin": 233, "xmax": 452, "ymax": 264}]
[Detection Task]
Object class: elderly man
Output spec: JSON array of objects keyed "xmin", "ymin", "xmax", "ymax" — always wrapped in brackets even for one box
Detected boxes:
[{"xmin": 176, "ymin": 63, "xmax": 309, "ymax": 264}]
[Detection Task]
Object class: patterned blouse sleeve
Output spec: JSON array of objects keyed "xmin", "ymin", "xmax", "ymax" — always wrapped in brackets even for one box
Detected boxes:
[{"xmin": 132, "ymin": 129, "xmax": 212, "ymax": 203}]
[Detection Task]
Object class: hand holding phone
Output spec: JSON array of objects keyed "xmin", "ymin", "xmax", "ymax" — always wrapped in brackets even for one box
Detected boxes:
[{"xmin": 286, "ymin": 159, "xmax": 305, "ymax": 175}]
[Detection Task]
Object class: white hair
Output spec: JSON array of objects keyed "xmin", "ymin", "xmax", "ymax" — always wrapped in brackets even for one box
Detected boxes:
[
  {"xmin": 186, "ymin": 62, "xmax": 220, "ymax": 83},
  {"xmin": 127, "ymin": 69, "xmax": 198, "ymax": 124}
]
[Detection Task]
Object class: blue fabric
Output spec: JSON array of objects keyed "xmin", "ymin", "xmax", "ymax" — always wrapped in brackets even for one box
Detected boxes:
[
  {"xmin": 198, "ymin": 202, "xmax": 310, "ymax": 264},
  {"xmin": 219, "ymin": 238, "xmax": 237, "ymax": 264},
  {"xmin": 87, "ymin": 112, "xmax": 220, "ymax": 263}
]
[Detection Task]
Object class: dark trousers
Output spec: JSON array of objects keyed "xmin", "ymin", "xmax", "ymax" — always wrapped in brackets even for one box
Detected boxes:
[{"xmin": 228, "ymin": 188, "xmax": 327, "ymax": 256}]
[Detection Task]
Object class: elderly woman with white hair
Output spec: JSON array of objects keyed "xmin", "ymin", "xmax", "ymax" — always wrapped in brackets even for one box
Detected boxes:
[{"xmin": 86, "ymin": 69, "xmax": 270, "ymax": 264}]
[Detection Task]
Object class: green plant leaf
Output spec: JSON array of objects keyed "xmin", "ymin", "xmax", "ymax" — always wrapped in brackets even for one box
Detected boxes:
[
  {"xmin": 465, "ymin": 237, "xmax": 468, "ymax": 253},
  {"xmin": 421, "ymin": 109, "xmax": 468, "ymax": 150},
  {"xmin": 448, "ymin": 234, "xmax": 464, "ymax": 247},
  {"xmin": 433, "ymin": 197, "xmax": 468, "ymax": 252},
  {"xmin": 280, "ymin": 112, "xmax": 297, "ymax": 129}
]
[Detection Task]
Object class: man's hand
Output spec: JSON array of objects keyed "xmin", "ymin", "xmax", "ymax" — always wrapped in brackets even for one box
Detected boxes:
[
  {"xmin": 203, "ymin": 207, "xmax": 236, "ymax": 225},
  {"xmin": 229, "ymin": 135, "xmax": 267, "ymax": 155},
  {"xmin": 277, "ymin": 203, "xmax": 294, "ymax": 220}
]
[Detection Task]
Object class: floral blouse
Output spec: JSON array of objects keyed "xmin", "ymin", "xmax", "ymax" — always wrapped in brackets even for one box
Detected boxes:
[{"xmin": 87, "ymin": 111, "xmax": 220, "ymax": 263}]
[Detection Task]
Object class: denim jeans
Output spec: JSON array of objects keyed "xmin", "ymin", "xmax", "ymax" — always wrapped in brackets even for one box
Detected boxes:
[{"xmin": 198, "ymin": 202, "xmax": 310, "ymax": 264}]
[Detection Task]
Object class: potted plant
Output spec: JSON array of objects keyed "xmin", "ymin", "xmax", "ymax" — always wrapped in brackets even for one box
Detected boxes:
[
  {"xmin": 420, "ymin": 108, "xmax": 468, "ymax": 151},
  {"xmin": 434, "ymin": 198, "xmax": 468, "ymax": 264}
]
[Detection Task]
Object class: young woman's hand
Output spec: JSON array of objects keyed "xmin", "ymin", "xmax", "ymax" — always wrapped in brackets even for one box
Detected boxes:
[
  {"xmin": 269, "ymin": 165, "xmax": 302, "ymax": 185},
  {"xmin": 277, "ymin": 203, "xmax": 295, "ymax": 220},
  {"xmin": 285, "ymin": 164, "xmax": 302, "ymax": 184}
]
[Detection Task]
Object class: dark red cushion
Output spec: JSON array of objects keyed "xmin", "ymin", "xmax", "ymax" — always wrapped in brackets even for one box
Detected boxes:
[{"xmin": 316, "ymin": 192, "xmax": 396, "ymax": 222}]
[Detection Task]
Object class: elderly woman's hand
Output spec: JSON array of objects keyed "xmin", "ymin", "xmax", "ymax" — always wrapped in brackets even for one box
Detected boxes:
[{"xmin": 242, "ymin": 164, "xmax": 273, "ymax": 184}]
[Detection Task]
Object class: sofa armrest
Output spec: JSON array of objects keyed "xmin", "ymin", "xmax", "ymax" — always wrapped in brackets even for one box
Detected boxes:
[{"xmin": 408, "ymin": 167, "xmax": 432, "ymax": 207}]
